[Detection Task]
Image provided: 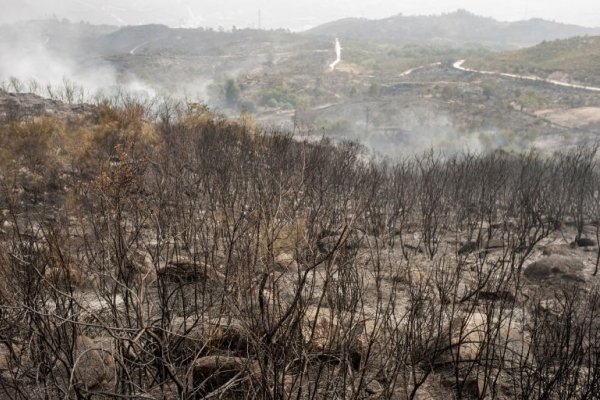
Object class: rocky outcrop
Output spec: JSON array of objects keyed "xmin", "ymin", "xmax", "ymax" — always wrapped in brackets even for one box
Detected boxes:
[{"xmin": 0, "ymin": 90, "xmax": 89, "ymax": 123}]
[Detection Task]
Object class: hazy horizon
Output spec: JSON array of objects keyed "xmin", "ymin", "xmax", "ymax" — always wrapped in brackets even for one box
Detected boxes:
[{"xmin": 1, "ymin": 0, "xmax": 599, "ymax": 31}]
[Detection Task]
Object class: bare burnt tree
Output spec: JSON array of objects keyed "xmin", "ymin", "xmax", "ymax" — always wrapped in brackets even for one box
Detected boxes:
[{"xmin": 0, "ymin": 100, "xmax": 600, "ymax": 400}]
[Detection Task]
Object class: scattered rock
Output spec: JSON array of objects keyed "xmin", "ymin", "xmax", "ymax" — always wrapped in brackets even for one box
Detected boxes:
[
  {"xmin": 127, "ymin": 250, "xmax": 157, "ymax": 285},
  {"xmin": 572, "ymin": 238, "xmax": 596, "ymax": 248},
  {"xmin": 458, "ymin": 238, "xmax": 503, "ymax": 256},
  {"xmin": 204, "ymin": 318, "xmax": 252, "ymax": 355},
  {"xmin": 159, "ymin": 258, "xmax": 205, "ymax": 283},
  {"xmin": 317, "ymin": 230, "xmax": 362, "ymax": 253},
  {"xmin": 464, "ymin": 377, "xmax": 487, "ymax": 398},
  {"xmin": 169, "ymin": 317, "xmax": 206, "ymax": 359},
  {"xmin": 435, "ymin": 312, "xmax": 528, "ymax": 365},
  {"xmin": 393, "ymin": 269, "xmax": 430, "ymax": 286},
  {"xmin": 563, "ymin": 216, "xmax": 576, "ymax": 227},
  {"xmin": 301, "ymin": 306, "xmax": 340, "ymax": 351},
  {"xmin": 441, "ymin": 376, "xmax": 486, "ymax": 399},
  {"xmin": 364, "ymin": 378, "xmax": 384, "ymax": 395},
  {"xmin": 537, "ymin": 299, "xmax": 563, "ymax": 317},
  {"xmin": 414, "ymin": 386, "xmax": 436, "ymax": 400},
  {"xmin": 483, "ymin": 238, "xmax": 504, "ymax": 250},
  {"xmin": 274, "ymin": 252, "xmax": 299, "ymax": 272},
  {"xmin": 476, "ymin": 290, "xmax": 516, "ymax": 303},
  {"xmin": 411, "ymin": 270, "xmax": 430, "ymax": 286},
  {"xmin": 317, "ymin": 232, "xmax": 341, "ymax": 253},
  {"xmin": 192, "ymin": 355, "xmax": 259, "ymax": 396},
  {"xmin": 454, "ymin": 312, "xmax": 487, "ymax": 361},
  {"xmin": 158, "ymin": 256, "xmax": 224, "ymax": 283},
  {"xmin": 0, "ymin": 344, "xmax": 21, "ymax": 371},
  {"xmin": 44, "ymin": 265, "xmax": 84, "ymax": 287},
  {"xmin": 300, "ymin": 306, "xmax": 376, "ymax": 365},
  {"xmin": 71, "ymin": 336, "xmax": 116, "ymax": 392},
  {"xmin": 404, "ymin": 241, "xmax": 424, "ymax": 254},
  {"xmin": 170, "ymin": 317, "xmax": 251, "ymax": 360},
  {"xmin": 458, "ymin": 241, "xmax": 478, "ymax": 255},
  {"xmin": 542, "ymin": 244, "xmax": 579, "ymax": 257},
  {"xmin": 524, "ymin": 256, "xmax": 585, "ymax": 284},
  {"xmin": 1, "ymin": 219, "xmax": 14, "ymax": 230}
]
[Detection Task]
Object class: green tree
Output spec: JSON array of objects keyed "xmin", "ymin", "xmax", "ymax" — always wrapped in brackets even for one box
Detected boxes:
[
  {"xmin": 224, "ymin": 79, "xmax": 241, "ymax": 107},
  {"xmin": 368, "ymin": 82, "xmax": 381, "ymax": 97}
]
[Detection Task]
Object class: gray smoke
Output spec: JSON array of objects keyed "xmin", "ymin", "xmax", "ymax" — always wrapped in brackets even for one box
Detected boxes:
[{"xmin": 0, "ymin": 22, "xmax": 156, "ymax": 102}]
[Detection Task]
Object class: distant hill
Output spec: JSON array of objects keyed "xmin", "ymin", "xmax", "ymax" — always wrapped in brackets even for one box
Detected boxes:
[
  {"xmin": 0, "ymin": 19, "xmax": 118, "ymax": 44},
  {"xmin": 306, "ymin": 10, "xmax": 600, "ymax": 48},
  {"xmin": 465, "ymin": 36, "xmax": 600, "ymax": 87},
  {"xmin": 84, "ymin": 24, "xmax": 310, "ymax": 57},
  {"xmin": 0, "ymin": 19, "xmax": 303, "ymax": 59}
]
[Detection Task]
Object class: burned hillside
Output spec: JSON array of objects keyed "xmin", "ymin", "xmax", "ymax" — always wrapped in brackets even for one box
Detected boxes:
[{"xmin": 0, "ymin": 100, "xmax": 599, "ymax": 399}]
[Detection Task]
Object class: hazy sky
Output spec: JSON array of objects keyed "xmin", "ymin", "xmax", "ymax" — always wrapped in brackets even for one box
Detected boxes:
[{"xmin": 1, "ymin": 0, "xmax": 599, "ymax": 30}]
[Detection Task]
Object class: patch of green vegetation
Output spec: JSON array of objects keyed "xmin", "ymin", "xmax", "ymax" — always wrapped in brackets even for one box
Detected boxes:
[
  {"xmin": 468, "ymin": 36, "xmax": 600, "ymax": 86},
  {"xmin": 257, "ymin": 84, "xmax": 311, "ymax": 110},
  {"xmin": 515, "ymin": 90, "xmax": 550, "ymax": 109},
  {"xmin": 342, "ymin": 41, "xmax": 490, "ymax": 75},
  {"xmin": 225, "ymin": 79, "xmax": 241, "ymax": 107},
  {"xmin": 314, "ymin": 117, "xmax": 352, "ymax": 135}
]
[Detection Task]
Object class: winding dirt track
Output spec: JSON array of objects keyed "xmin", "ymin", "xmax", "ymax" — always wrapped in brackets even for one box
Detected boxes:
[
  {"xmin": 453, "ymin": 60, "xmax": 600, "ymax": 93},
  {"xmin": 399, "ymin": 62, "xmax": 442, "ymax": 77}
]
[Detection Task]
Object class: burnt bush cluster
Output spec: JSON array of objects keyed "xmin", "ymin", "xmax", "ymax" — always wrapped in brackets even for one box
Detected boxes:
[{"xmin": 0, "ymin": 101, "xmax": 599, "ymax": 399}]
